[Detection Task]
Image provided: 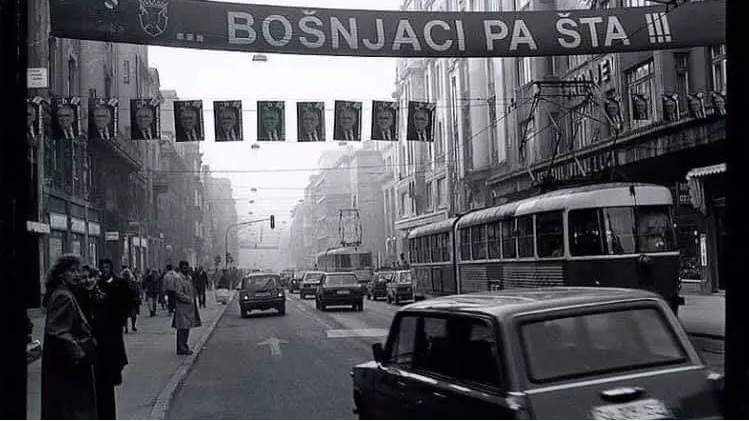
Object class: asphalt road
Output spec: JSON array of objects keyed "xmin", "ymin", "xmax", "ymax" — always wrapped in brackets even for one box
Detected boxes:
[{"xmin": 168, "ymin": 293, "xmax": 400, "ymax": 419}]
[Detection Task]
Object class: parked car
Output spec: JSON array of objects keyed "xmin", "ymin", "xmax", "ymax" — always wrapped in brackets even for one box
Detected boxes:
[
  {"xmin": 386, "ymin": 270, "xmax": 414, "ymax": 305},
  {"xmin": 315, "ymin": 272, "xmax": 365, "ymax": 311},
  {"xmin": 300, "ymin": 271, "xmax": 324, "ymax": 299},
  {"xmin": 238, "ymin": 273, "xmax": 285, "ymax": 317},
  {"xmin": 367, "ymin": 271, "xmax": 392, "ymax": 300},
  {"xmin": 352, "ymin": 287, "xmax": 723, "ymax": 419}
]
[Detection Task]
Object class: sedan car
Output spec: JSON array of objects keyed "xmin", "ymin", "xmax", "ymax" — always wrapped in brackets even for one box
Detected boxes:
[
  {"xmin": 238, "ymin": 273, "xmax": 285, "ymax": 317},
  {"xmin": 315, "ymin": 272, "xmax": 365, "ymax": 311},
  {"xmin": 352, "ymin": 287, "xmax": 722, "ymax": 419},
  {"xmin": 367, "ymin": 272, "xmax": 392, "ymax": 300},
  {"xmin": 385, "ymin": 270, "xmax": 414, "ymax": 305},
  {"xmin": 299, "ymin": 271, "xmax": 324, "ymax": 299}
]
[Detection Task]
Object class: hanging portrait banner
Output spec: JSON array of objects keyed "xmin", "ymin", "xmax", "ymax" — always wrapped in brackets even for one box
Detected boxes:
[
  {"xmin": 50, "ymin": 0, "xmax": 724, "ymax": 58},
  {"xmin": 174, "ymin": 100, "xmax": 205, "ymax": 142},
  {"xmin": 130, "ymin": 98, "xmax": 161, "ymax": 140},
  {"xmin": 51, "ymin": 97, "xmax": 81, "ymax": 141},
  {"xmin": 407, "ymin": 101, "xmax": 436, "ymax": 142},
  {"xmin": 297, "ymin": 102, "xmax": 325, "ymax": 142},
  {"xmin": 371, "ymin": 101, "xmax": 399, "ymax": 141},
  {"xmin": 26, "ymin": 98, "xmax": 44, "ymax": 147},
  {"xmin": 88, "ymin": 98, "xmax": 119, "ymax": 141},
  {"xmin": 257, "ymin": 101, "xmax": 285, "ymax": 141},
  {"xmin": 333, "ymin": 101, "xmax": 362, "ymax": 142},
  {"xmin": 214, "ymin": 100, "xmax": 243, "ymax": 142}
]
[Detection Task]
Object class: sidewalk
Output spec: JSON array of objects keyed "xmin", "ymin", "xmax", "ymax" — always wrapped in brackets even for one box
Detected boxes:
[
  {"xmin": 26, "ymin": 290, "xmax": 233, "ymax": 420},
  {"xmin": 678, "ymin": 292, "xmax": 725, "ymax": 338}
]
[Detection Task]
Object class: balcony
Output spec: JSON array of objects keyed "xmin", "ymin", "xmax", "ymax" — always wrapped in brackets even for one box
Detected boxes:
[{"xmin": 88, "ymin": 135, "xmax": 142, "ymax": 173}]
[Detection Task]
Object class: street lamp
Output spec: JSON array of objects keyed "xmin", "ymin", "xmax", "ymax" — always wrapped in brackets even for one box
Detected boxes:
[{"xmin": 252, "ymin": 54, "xmax": 268, "ymax": 62}]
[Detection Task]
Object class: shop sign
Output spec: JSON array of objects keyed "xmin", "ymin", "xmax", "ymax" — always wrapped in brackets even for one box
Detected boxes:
[
  {"xmin": 70, "ymin": 218, "xmax": 86, "ymax": 234},
  {"xmin": 700, "ymin": 233, "xmax": 708, "ymax": 267},
  {"xmin": 27, "ymin": 68, "xmax": 48, "ymax": 88},
  {"xmin": 49, "ymin": 213, "xmax": 68, "ymax": 230},
  {"xmin": 26, "ymin": 221, "xmax": 50, "ymax": 235},
  {"xmin": 105, "ymin": 231, "xmax": 120, "ymax": 241},
  {"xmin": 88, "ymin": 222, "xmax": 101, "ymax": 236},
  {"xmin": 566, "ymin": 55, "xmax": 616, "ymax": 93},
  {"xmin": 50, "ymin": 0, "xmax": 725, "ymax": 58}
]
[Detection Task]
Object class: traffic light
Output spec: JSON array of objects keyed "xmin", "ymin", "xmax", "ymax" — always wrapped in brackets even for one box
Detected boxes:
[{"xmin": 270, "ymin": 215, "xmax": 275, "ymax": 230}]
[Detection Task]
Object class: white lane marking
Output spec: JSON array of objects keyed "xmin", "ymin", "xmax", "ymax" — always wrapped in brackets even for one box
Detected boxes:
[
  {"xmin": 326, "ymin": 328, "xmax": 389, "ymax": 338},
  {"xmin": 257, "ymin": 336, "xmax": 288, "ymax": 357}
]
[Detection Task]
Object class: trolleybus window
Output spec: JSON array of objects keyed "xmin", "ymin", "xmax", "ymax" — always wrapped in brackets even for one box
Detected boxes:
[
  {"xmin": 517, "ymin": 216, "xmax": 535, "ymax": 258},
  {"xmin": 460, "ymin": 229, "xmax": 471, "ymax": 261},
  {"xmin": 471, "ymin": 225, "xmax": 487, "ymax": 260},
  {"xmin": 501, "ymin": 220, "xmax": 517, "ymax": 259},
  {"xmin": 488, "ymin": 222, "xmax": 501, "ymax": 259},
  {"xmin": 602, "ymin": 207, "xmax": 636, "ymax": 254},
  {"xmin": 635, "ymin": 206, "xmax": 675, "ymax": 252},
  {"xmin": 430, "ymin": 235, "xmax": 439, "ymax": 262},
  {"xmin": 536, "ymin": 211, "xmax": 564, "ymax": 258},
  {"xmin": 441, "ymin": 233, "xmax": 450, "ymax": 262}
]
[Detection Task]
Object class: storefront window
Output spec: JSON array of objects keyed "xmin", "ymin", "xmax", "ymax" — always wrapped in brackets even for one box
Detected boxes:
[{"xmin": 710, "ymin": 44, "xmax": 727, "ymax": 94}]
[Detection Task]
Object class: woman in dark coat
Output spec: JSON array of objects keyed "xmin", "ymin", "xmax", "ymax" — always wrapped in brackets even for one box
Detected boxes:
[{"xmin": 41, "ymin": 254, "xmax": 98, "ymax": 419}]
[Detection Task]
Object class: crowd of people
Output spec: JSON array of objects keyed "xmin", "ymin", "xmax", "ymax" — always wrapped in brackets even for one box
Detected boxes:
[{"xmin": 39, "ymin": 254, "xmax": 217, "ymax": 419}]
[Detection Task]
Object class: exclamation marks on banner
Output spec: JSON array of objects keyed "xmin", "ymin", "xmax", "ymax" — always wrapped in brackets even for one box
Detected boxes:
[{"xmin": 645, "ymin": 12, "xmax": 672, "ymax": 44}]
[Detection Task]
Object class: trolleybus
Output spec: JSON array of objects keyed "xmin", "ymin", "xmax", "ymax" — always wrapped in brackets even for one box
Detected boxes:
[{"xmin": 316, "ymin": 247, "xmax": 374, "ymax": 285}]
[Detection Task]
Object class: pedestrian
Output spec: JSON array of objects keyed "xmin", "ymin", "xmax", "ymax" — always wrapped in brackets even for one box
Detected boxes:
[
  {"xmin": 194, "ymin": 266, "xmax": 208, "ymax": 308},
  {"xmin": 163, "ymin": 264, "xmax": 179, "ymax": 314},
  {"xmin": 158, "ymin": 269, "xmax": 166, "ymax": 311},
  {"xmin": 122, "ymin": 268, "xmax": 141, "ymax": 333},
  {"xmin": 173, "ymin": 261, "xmax": 202, "ymax": 355},
  {"xmin": 143, "ymin": 269, "xmax": 159, "ymax": 316},
  {"xmin": 41, "ymin": 254, "xmax": 98, "ymax": 419},
  {"xmin": 94, "ymin": 258, "xmax": 131, "ymax": 420}
]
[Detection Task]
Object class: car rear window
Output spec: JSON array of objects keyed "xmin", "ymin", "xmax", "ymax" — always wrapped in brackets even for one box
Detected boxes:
[
  {"xmin": 242, "ymin": 276, "xmax": 278, "ymax": 290},
  {"xmin": 520, "ymin": 307, "xmax": 687, "ymax": 383},
  {"xmin": 325, "ymin": 274, "xmax": 357, "ymax": 286},
  {"xmin": 303, "ymin": 272, "xmax": 323, "ymax": 282}
]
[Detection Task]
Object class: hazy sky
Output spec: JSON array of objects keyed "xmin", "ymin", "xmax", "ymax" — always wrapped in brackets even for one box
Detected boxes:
[{"xmin": 149, "ymin": 0, "xmax": 402, "ymax": 229}]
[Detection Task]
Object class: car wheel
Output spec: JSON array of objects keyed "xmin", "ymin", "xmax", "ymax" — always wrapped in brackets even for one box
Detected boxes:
[
  {"xmin": 278, "ymin": 305, "xmax": 286, "ymax": 316},
  {"xmin": 358, "ymin": 301, "xmax": 364, "ymax": 311},
  {"xmin": 320, "ymin": 303, "xmax": 327, "ymax": 311}
]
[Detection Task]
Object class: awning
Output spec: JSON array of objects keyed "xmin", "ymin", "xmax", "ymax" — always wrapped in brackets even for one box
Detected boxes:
[{"xmin": 686, "ymin": 163, "xmax": 726, "ymax": 180}]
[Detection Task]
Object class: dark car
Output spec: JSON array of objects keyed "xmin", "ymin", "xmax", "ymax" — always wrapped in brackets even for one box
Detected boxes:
[
  {"xmin": 238, "ymin": 273, "xmax": 285, "ymax": 317},
  {"xmin": 315, "ymin": 272, "xmax": 365, "ymax": 311},
  {"xmin": 289, "ymin": 271, "xmax": 304, "ymax": 293},
  {"xmin": 386, "ymin": 270, "xmax": 414, "ymax": 305},
  {"xmin": 279, "ymin": 270, "xmax": 294, "ymax": 288},
  {"xmin": 300, "ymin": 271, "xmax": 324, "ymax": 299},
  {"xmin": 352, "ymin": 287, "xmax": 723, "ymax": 420},
  {"xmin": 367, "ymin": 272, "xmax": 392, "ymax": 300}
]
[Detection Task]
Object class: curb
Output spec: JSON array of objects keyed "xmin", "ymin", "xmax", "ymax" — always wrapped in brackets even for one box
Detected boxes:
[{"xmin": 149, "ymin": 292, "xmax": 236, "ymax": 420}]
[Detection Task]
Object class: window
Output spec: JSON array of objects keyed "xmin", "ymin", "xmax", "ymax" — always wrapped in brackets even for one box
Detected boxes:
[
  {"xmin": 674, "ymin": 53, "xmax": 690, "ymax": 113},
  {"xmin": 431, "ymin": 235, "xmax": 440, "ymax": 262},
  {"xmin": 422, "ymin": 237, "xmax": 431, "ymax": 263},
  {"xmin": 460, "ymin": 229, "xmax": 471, "ymax": 260},
  {"xmin": 536, "ymin": 212, "xmax": 564, "ymax": 258},
  {"xmin": 123, "ymin": 59, "xmax": 130, "ymax": 84},
  {"xmin": 454, "ymin": 317, "xmax": 503, "ymax": 388},
  {"xmin": 488, "ymin": 222, "xmax": 501, "ymax": 259},
  {"xmin": 471, "ymin": 225, "xmax": 487, "ymax": 260},
  {"xmin": 67, "ymin": 58, "xmax": 78, "ymax": 97},
  {"xmin": 623, "ymin": 0, "xmax": 647, "ymax": 6},
  {"xmin": 413, "ymin": 237, "xmax": 421, "ymax": 263},
  {"xmin": 501, "ymin": 220, "xmax": 517, "ymax": 259},
  {"xmin": 441, "ymin": 233, "xmax": 450, "ymax": 261},
  {"xmin": 517, "ymin": 57, "xmax": 533, "ymax": 86},
  {"xmin": 400, "ymin": 192, "xmax": 408, "ymax": 216},
  {"xmin": 625, "ymin": 60, "xmax": 655, "ymax": 127},
  {"xmin": 388, "ymin": 315, "xmax": 418, "ymax": 366},
  {"xmin": 635, "ymin": 206, "xmax": 676, "ymax": 253},
  {"xmin": 412, "ymin": 317, "xmax": 451, "ymax": 376},
  {"xmin": 569, "ymin": 208, "xmax": 604, "ymax": 256},
  {"xmin": 519, "ymin": 117, "xmax": 536, "ymax": 162},
  {"xmin": 517, "ymin": 216, "xmax": 534, "ymax": 258},
  {"xmin": 425, "ymin": 181, "xmax": 433, "ymax": 211},
  {"xmin": 710, "ymin": 44, "xmax": 727, "ymax": 94},
  {"xmin": 520, "ymin": 308, "xmax": 686, "ymax": 383},
  {"xmin": 436, "ymin": 177, "xmax": 447, "ymax": 208}
]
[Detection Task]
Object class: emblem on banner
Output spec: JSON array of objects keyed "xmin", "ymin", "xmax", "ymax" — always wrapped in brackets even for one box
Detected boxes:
[{"xmin": 138, "ymin": 0, "xmax": 169, "ymax": 37}]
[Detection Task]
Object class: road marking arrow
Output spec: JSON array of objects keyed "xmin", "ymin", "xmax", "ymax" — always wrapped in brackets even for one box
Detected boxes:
[{"xmin": 257, "ymin": 336, "xmax": 288, "ymax": 357}]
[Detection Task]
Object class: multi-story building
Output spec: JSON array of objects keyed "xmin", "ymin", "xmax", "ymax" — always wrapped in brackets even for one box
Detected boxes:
[{"xmin": 202, "ymin": 168, "xmax": 239, "ymax": 272}]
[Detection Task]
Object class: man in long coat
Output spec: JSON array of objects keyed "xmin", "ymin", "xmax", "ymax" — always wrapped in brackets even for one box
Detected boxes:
[
  {"xmin": 94, "ymin": 258, "xmax": 132, "ymax": 419},
  {"xmin": 173, "ymin": 261, "xmax": 202, "ymax": 355}
]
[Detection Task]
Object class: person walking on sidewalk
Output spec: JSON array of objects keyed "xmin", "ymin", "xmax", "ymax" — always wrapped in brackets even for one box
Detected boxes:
[
  {"xmin": 143, "ymin": 269, "xmax": 160, "ymax": 316},
  {"xmin": 123, "ymin": 268, "xmax": 141, "ymax": 333},
  {"xmin": 163, "ymin": 264, "xmax": 179, "ymax": 315},
  {"xmin": 94, "ymin": 258, "xmax": 131, "ymax": 420},
  {"xmin": 194, "ymin": 266, "xmax": 208, "ymax": 308},
  {"xmin": 41, "ymin": 254, "xmax": 98, "ymax": 420},
  {"xmin": 173, "ymin": 261, "xmax": 202, "ymax": 355}
]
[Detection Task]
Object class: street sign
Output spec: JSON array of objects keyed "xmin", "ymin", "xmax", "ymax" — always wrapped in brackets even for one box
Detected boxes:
[
  {"xmin": 26, "ymin": 221, "xmax": 50, "ymax": 235},
  {"xmin": 50, "ymin": 0, "xmax": 725, "ymax": 58},
  {"xmin": 105, "ymin": 231, "xmax": 120, "ymax": 241},
  {"xmin": 27, "ymin": 68, "xmax": 48, "ymax": 88}
]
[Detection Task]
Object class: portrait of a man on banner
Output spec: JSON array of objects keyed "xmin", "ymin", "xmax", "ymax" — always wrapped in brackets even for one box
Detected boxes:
[
  {"xmin": 88, "ymin": 98, "xmax": 118, "ymax": 141},
  {"xmin": 174, "ymin": 100, "xmax": 204, "ymax": 142},
  {"xmin": 407, "ymin": 101, "xmax": 435, "ymax": 142},
  {"xmin": 371, "ymin": 101, "xmax": 398, "ymax": 141},
  {"xmin": 130, "ymin": 99, "xmax": 160, "ymax": 140},
  {"xmin": 257, "ymin": 101, "xmax": 285, "ymax": 142},
  {"xmin": 51, "ymin": 97, "xmax": 81, "ymax": 140},
  {"xmin": 297, "ymin": 102, "xmax": 325, "ymax": 142},
  {"xmin": 26, "ymin": 98, "xmax": 43, "ymax": 147},
  {"xmin": 214, "ymin": 101, "xmax": 243, "ymax": 142},
  {"xmin": 333, "ymin": 101, "xmax": 361, "ymax": 142}
]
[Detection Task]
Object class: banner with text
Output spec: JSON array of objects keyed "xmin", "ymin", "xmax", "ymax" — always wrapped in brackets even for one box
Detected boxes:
[{"xmin": 50, "ymin": 0, "xmax": 725, "ymax": 58}]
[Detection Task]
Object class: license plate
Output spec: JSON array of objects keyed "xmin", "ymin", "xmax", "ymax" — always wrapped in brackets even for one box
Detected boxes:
[
  {"xmin": 336, "ymin": 290, "xmax": 350, "ymax": 295},
  {"xmin": 255, "ymin": 292, "xmax": 271, "ymax": 297},
  {"xmin": 591, "ymin": 399, "xmax": 672, "ymax": 420}
]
